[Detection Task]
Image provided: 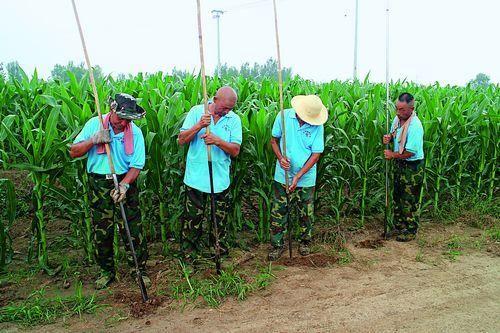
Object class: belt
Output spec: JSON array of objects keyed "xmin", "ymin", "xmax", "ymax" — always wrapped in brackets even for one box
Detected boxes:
[
  {"xmin": 395, "ymin": 159, "xmax": 424, "ymax": 167},
  {"xmin": 89, "ymin": 173, "xmax": 125, "ymax": 180}
]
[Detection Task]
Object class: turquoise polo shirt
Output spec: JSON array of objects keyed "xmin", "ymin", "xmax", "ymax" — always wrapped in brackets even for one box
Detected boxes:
[
  {"xmin": 272, "ymin": 109, "xmax": 324, "ymax": 188},
  {"xmin": 392, "ymin": 115, "xmax": 424, "ymax": 161},
  {"xmin": 181, "ymin": 104, "xmax": 242, "ymax": 193},
  {"xmin": 73, "ymin": 116, "xmax": 146, "ymax": 175}
]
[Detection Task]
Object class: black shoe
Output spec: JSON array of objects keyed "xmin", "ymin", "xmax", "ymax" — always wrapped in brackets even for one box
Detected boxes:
[
  {"xmin": 396, "ymin": 233, "xmax": 416, "ymax": 242},
  {"xmin": 299, "ymin": 243, "xmax": 310, "ymax": 256},
  {"xmin": 268, "ymin": 247, "xmax": 285, "ymax": 261},
  {"xmin": 384, "ymin": 229, "xmax": 402, "ymax": 239}
]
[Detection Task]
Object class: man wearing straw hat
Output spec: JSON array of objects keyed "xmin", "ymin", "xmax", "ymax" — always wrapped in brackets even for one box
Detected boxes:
[
  {"xmin": 268, "ymin": 95, "xmax": 328, "ymax": 261},
  {"xmin": 383, "ymin": 92, "xmax": 424, "ymax": 242},
  {"xmin": 69, "ymin": 93, "xmax": 150, "ymax": 289},
  {"xmin": 178, "ymin": 86, "xmax": 242, "ymax": 259}
]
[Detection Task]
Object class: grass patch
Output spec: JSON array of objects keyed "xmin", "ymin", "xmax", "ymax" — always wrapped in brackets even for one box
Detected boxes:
[
  {"xmin": 172, "ymin": 260, "xmax": 275, "ymax": 308},
  {"xmin": 0, "ymin": 282, "xmax": 102, "ymax": 327},
  {"xmin": 485, "ymin": 226, "xmax": 500, "ymax": 242},
  {"xmin": 337, "ymin": 248, "xmax": 352, "ymax": 265},
  {"xmin": 415, "ymin": 250, "xmax": 425, "ymax": 263}
]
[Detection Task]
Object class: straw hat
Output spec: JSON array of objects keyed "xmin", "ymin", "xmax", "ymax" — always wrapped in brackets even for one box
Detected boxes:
[{"xmin": 291, "ymin": 95, "xmax": 328, "ymax": 125}]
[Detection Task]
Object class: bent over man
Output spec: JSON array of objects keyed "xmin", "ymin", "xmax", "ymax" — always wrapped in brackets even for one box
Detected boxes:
[
  {"xmin": 69, "ymin": 93, "xmax": 149, "ymax": 289},
  {"xmin": 268, "ymin": 95, "xmax": 328, "ymax": 261}
]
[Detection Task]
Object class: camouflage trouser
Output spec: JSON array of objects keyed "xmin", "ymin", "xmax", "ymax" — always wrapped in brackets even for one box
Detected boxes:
[
  {"xmin": 393, "ymin": 160, "xmax": 424, "ymax": 235},
  {"xmin": 89, "ymin": 174, "xmax": 148, "ymax": 274},
  {"xmin": 270, "ymin": 181, "xmax": 315, "ymax": 248},
  {"xmin": 180, "ymin": 186, "xmax": 229, "ymax": 253}
]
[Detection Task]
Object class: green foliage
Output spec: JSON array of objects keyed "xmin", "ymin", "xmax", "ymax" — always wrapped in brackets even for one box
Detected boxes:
[
  {"xmin": 468, "ymin": 73, "xmax": 491, "ymax": 89},
  {"xmin": 0, "ymin": 282, "xmax": 101, "ymax": 326},
  {"xmin": 172, "ymin": 260, "xmax": 275, "ymax": 307},
  {"xmin": 219, "ymin": 58, "xmax": 293, "ymax": 81},
  {"xmin": 0, "ymin": 67, "xmax": 498, "ymax": 270},
  {"xmin": 5, "ymin": 61, "xmax": 23, "ymax": 82},
  {"xmin": 0, "ymin": 179, "xmax": 16, "ymax": 270},
  {"xmin": 51, "ymin": 61, "xmax": 104, "ymax": 83}
]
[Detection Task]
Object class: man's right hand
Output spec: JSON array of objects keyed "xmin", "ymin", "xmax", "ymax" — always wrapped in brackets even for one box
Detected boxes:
[
  {"xmin": 197, "ymin": 114, "xmax": 211, "ymax": 129},
  {"xmin": 382, "ymin": 134, "xmax": 392, "ymax": 145},
  {"xmin": 92, "ymin": 129, "xmax": 111, "ymax": 145},
  {"xmin": 279, "ymin": 156, "xmax": 291, "ymax": 171}
]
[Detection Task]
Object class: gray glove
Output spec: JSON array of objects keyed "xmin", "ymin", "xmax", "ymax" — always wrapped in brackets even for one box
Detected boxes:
[
  {"xmin": 91, "ymin": 129, "xmax": 111, "ymax": 145},
  {"xmin": 110, "ymin": 183, "xmax": 129, "ymax": 203}
]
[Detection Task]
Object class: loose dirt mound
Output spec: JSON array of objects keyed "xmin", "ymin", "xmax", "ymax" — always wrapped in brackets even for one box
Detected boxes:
[
  {"xmin": 112, "ymin": 286, "xmax": 167, "ymax": 318},
  {"xmin": 356, "ymin": 238, "xmax": 385, "ymax": 249}
]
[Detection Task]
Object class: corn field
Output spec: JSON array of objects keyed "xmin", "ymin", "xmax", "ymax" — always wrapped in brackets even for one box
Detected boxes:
[{"xmin": 0, "ymin": 68, "xmax": 498, "ymax": 270}]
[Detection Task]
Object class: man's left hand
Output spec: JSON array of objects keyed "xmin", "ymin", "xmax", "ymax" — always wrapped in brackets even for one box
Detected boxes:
[
  {"xmin": 110, "ymin": 183, "xmax": 129, "ymax": 203},
  {"xmin": 384, "ymin": 150, "xmax": 395, "ymax": 160},
  {"xmin": 201, "ymin": 133, "xmax": 221, "ymax": 146}
]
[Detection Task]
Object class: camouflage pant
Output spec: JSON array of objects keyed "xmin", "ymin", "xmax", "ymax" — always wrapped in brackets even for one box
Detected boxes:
[
  {"xmin": 180, "ymin": 186, "xmax": 229, "ymax": 253},
  {"xmin": 393, "ymin": 160, "xmax": 424, "ymax": 235},
  {"xmin": 270, "ymin": 181, "xmax": 315, "ymax": 248},
  {"xmin": 89, "ymin": 174, "xmax": 148, "ymax": 274}
]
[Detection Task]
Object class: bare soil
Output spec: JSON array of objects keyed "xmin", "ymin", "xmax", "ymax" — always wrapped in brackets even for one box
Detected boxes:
[{"xmin": 2, "ymin": 220, "xmax": 497, "ymax": 333}]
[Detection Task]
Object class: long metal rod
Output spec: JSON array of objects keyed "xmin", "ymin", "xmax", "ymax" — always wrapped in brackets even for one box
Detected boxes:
[
  {"xmin": 197, "ymin": 0, "xmax": 221, "ymax": 274},
  {"xmin": 384, "ymin": 0, "xmax": 390, "ymax": 239},
  {"xmin": 353, "ymin": 0, "xmax": 359, "ymax": 80},
  {"xmin": 70, "ymin": 0, "xmax": 148, "ymax": 301},
  {"xmin": 272, "ymin": 0, "xmax": 292, "ymax": 258}
]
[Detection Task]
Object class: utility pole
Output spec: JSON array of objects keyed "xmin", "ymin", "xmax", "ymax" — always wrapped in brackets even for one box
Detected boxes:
[
  {"xmin": 211, "ymin": 9, "xmax": 224, "ymax": 77},
  {"xmin": 353, "ymin": 0, "xmax": 359, "ymax": 81}
]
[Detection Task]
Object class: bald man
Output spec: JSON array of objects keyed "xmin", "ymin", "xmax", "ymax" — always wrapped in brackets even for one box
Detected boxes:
[{"xmin": 178, "ymin": 86, "xmax": 242, "ymax": 259}]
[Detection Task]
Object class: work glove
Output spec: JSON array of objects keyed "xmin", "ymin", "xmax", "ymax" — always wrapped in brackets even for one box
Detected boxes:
[
  {"xmin": 110, "ymin": 183, "xmax": 129, "ymax": 203},
  {"xmin": 91, "ymin": 129, "xmax": 111, "ymax": 145}
]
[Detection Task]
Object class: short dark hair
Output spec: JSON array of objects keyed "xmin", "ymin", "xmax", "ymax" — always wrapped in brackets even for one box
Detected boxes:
[{"xmin": 398, "ymin": 92, "xmax": 414, "ymax": 105}]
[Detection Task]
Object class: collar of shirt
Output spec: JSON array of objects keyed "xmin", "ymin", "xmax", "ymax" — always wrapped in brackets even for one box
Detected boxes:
[{"xmin": 288, "ymin": 109, "xmax": 311, "ymax": 131}]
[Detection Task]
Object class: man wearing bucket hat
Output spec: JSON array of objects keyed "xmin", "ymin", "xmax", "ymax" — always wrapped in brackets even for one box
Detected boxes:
[
  {"xmin": 268, "ymin": 95, "xmax": 328, "ymax": 261},
  {"xmin": 69, "ymin": 93, "xmax": 150, "ymax": 289}
]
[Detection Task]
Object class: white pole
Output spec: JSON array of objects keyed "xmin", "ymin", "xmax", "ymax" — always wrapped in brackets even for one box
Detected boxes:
[
  {"xmin": 353, "ymin": 0, "xmax": 359, "ymax": 80},
  {"xmin": 211, "ymin": 10, "xmax": 224, "ymax": 77},
  {"xmin": 384, "ymin": 0, "xmax": 390, "ymax": 237}
]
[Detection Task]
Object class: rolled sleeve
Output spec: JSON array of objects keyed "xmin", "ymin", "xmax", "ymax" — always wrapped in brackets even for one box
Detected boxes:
[
  {"xmin": 129, "ymin": 131, "xmax": 146, "ymax": 169},
  {"xmin": 311, "ymin": 125, "xmax": 325, "ymax": 153},
  {"xmin": 271, "ymin": 114, "xmax": 282, "ymax": 138},
  {"xmin": 74, "ymin": 117, "xmax": 98, "ymax": 144},
  {"xmin": 230, "ymin": 116, "xmax": 243, "ymax": 145},
  {"xmin": 180, "ymin": 106, "xmax": 199, "ymax": 132},
  {"xmin": 405, "ymin": 124, "xmax": 423, "ymax": 154}
]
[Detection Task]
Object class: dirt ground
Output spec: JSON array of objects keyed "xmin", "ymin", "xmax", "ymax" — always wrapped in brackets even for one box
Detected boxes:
[{"xmin": 3, "ymin": 222, "xmax": 498, "ymax": 333}]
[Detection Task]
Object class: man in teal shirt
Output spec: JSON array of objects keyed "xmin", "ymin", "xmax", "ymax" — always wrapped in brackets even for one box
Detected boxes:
[
  {"xmin": 178, "ymin": 86, "xmax": 242, "ymax": 258},
  {"xmin": 268, "ymin": 95, "xmax": 327, "ymax": 261},
  {"xmin": 70, "ymin": 93, "xmax": 149, "ymax": 289},
  {"xmin": 383, "ymin": 92, "xmax": 424, "ymax": 241}
]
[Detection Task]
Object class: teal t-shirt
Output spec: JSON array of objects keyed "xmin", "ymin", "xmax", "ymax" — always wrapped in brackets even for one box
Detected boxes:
[
  {"xmin": 272, "ymin": 109, "xmax": 324, "ymax": 188},
  {"xmin": 392, "ymin": 115, "xmax": 424, "ymax": 161},
  {"xmin": 181, "ymin": 105, "xmax": 242, "ymax": 193},
  {"xmin": 74, "ymin": 116, "xmax": 146, "ymax": 175}
]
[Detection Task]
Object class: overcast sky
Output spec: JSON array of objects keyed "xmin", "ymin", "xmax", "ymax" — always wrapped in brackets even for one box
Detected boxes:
[{"xmin": 1, "ymin": 0, "xmax": 499, "ymax": 85}]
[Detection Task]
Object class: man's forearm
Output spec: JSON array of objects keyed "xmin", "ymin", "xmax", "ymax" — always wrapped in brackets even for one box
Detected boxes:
[
  {"xmin": 178, "ymin": 124, "xmax": 202, "ymax": 145},
  {"xmin": 121, "ymin": 167, "xmax": 141, "ymax": 185},
  {"xmin": 216, "ymin": 140, "xmax": 240, "ymax": 157},
  {"xmin": 392, "ymin": 150, "xmax": 414, "ymax": 160},
  {"xmin": 69, "ymin": 139, "xmax": 94, "ymax": 158},
  {"xmin": 297, "ymin": 153, "xmax": 321, "ymax": 178},
  {"xmin": 270, "ymin": 137, "xmax": 283, "ymax": 160}
]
